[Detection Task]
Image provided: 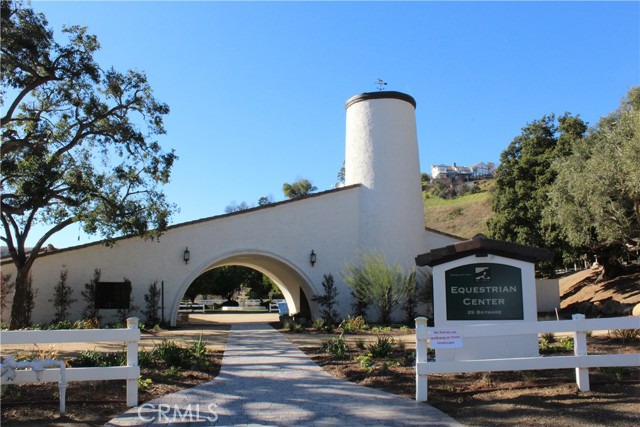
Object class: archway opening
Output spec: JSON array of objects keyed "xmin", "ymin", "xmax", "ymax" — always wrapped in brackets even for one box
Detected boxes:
[
  {"xmin": 171, "ymin": 251, "xmax": 316, "ymax": 325},
  {"xmin": 183, "ymin": 265, "xmax": 283, "ymax": 309}
]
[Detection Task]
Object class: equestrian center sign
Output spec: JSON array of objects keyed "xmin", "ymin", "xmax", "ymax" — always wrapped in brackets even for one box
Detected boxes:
[
  {"xmin": 416, "ymin": 234, "xmax": 553, "ymax": 360},
  {"xmin": 445, "ymin": 263, "xmax": 523, "ymax": 320}
]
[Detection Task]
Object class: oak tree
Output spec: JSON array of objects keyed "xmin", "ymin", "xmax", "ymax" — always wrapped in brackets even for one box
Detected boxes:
[
  {"xmin": 1, "ymin": 1, "xmax": 176, "ymax": 328},
  {"xmin": 487, "ymin": 113, "xmax": 587, "ymax": 275},
  {"xmin": 547, "ymin": 87, "xmax": 640, "ymax": 276}
]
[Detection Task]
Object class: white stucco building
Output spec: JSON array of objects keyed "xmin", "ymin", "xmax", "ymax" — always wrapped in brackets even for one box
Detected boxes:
[{"xmin": 1, "ymin": 91, "xmax": 460, "ymax": 326}]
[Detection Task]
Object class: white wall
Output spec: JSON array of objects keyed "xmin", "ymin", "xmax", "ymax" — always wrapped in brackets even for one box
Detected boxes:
[
  {"xmin": 1, "ymin": 187, "xmax": 362, "ymax": 325},
  {"xmin": 535, "ymin": 279, "xmax": 560, "ymax": 313}
]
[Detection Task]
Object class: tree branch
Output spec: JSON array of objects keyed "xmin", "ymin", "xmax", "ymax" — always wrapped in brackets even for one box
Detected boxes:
[{"xmin": 0, "ymin": 74, "xmax": 60, "ymax": 129}]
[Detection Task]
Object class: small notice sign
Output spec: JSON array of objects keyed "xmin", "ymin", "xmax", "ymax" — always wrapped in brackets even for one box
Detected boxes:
[{"xmin": 429, "ymin": 329, "xmax": 463, "ymax": 348}]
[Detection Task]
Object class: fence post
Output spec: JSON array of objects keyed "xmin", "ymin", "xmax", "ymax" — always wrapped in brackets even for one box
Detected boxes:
[
  {"xmin": 126, "ymin": 317, "xmax": 140, "ymax": 407},
  {"xmin": 415, "ymin": 317, "xmax": 429, "ymax": 401},
  {"xmin": 572, "ymin": 314, "xmax": 590, "ymax": 391}
]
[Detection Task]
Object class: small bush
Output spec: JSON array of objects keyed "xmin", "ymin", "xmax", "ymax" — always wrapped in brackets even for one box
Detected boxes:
[
  {"xmin": 311, "ymin": 274, "xmax": 340, "ymax": 327},
  {"xmin": 73, "ymin": 318, "xmax": 100, "ymax": 329},
  {"xmin": 189, "ymin": 335, "xmax": 210, "ymax": 369},
  {"xmin": 539, "ymin": 336, "xmax": 573, "ymax": 353},
  {"xmin": 138, "ymin": 349, "xmax": 155, "ymax": 367},
  {"xmin": 70, "ymin": 349, "xmax": 126, "ymax": 367},
  {"xmin": 163, "ymin": 366, "xmax": 181, "ymax": 379},
  {"xmin": 47, "ymin": 319, "xmax": 74, "ymax": 330},
  {"xmin": 597, "ymin": 366, "xmax": 633, "ymax": 381},
  {"xmin": 312, "ymin": 319, "xmax": 326, "ymax": 330},
  {"xmin": 155, "ymin": 339, "xmax": 190, "ymax": 368},
  {"xmin": 357, "ymin": 354, "xmax": 375, "ymax": 372},
  {"xmin": 609, "ymin": 328, "xmax": 640, "ymax": 343},
  {"xmin": 367, "ymin": 335, "xmax": 395, "ymax": 358},
  {"xmin": 401, "ymin": 350, "xmax": 415, "ymax": 367},
  {"xmin": 138, "ymin": 376, "xmax": 153, "ymax": 390},
  {"xmin": 284, "ymin": 319, "xmax": 304, "ymax": 333},
  {"xmin": 339, "ymin": 315, "xmax": 368, "ymax": 333},
  {"xmin": 323, "ymin": 334, "xmax": 349, "ymax": 358},
  {"xmin": 541, "ymin": 332, "xmax": 556, "ymax": 343},
  {"xmin": 143, "ymin": 281, "xmax": 162, "ymax": 326},
  {"xmin": 13, "ymin": 345, "xmax": 60, "ymax": 362},
  {"xmin": 49, "ymin": 268, "xmax": 76, "ymax": 323}
]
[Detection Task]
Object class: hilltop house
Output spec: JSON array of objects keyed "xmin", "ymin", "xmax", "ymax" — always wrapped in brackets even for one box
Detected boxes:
[{"xmin": 431, "ymin": 162, "xmax": 494, "ymax": 181}]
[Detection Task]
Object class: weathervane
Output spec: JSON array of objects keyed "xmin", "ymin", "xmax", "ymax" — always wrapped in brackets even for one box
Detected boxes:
[{"xmin": 376, "ymin": 78, "xmax": 387, "ymax": 91}]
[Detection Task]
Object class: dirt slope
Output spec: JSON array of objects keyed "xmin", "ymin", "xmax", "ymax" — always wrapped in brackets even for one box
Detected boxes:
[{"xmin": 560, "ymin": 265, "xmax": 640, "ymax": 316}]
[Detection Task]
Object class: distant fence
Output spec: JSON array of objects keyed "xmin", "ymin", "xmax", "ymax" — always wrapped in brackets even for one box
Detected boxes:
[
  {"xmin": 0, "ymin": 317, "xmax": 140, "ymax": 411},
  {"xmin": 415, "ymin": 315, "xmax": 640, "ymax": 401}
]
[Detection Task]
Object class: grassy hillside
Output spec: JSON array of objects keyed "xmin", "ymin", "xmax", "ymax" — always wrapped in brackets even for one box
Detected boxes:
[{"xmin": 423, "ymin": 181, "xmax": 494, "ymax": 239}]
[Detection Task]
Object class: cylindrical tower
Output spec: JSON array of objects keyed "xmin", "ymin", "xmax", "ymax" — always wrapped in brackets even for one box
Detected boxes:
[{"xmin": 344, "ymin": 91, "xmax": 427, "ymax": 264}]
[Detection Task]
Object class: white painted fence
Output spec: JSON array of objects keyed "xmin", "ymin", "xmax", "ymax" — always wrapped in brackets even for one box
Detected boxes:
[
  {"xmin": 178, "ymin": 301, "xmax": 206, "ymax": 313},
  {"xmin": 415, "ymin": 315, "xmax": 640, "ymax": 401},
  {"xmin": 0, "ymin": 317, "xmax": 140, "ymax": 409}
]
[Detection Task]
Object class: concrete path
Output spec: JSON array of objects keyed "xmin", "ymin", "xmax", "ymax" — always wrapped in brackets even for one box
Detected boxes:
[{"xmin": 106, "ymin": 323, "xmax": 463, "ymax": 427}]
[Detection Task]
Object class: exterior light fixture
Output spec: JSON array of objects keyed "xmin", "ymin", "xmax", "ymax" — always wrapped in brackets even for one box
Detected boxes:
[
  {"xmin": 310, "ymin": 250, "xmax": 317, "ymax": 267},
  {"xmin": 183, "ymin": 247, "xmax": 191, "ymax": 264}
]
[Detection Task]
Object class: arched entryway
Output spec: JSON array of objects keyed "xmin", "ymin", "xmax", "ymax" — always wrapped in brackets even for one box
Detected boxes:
[{"xmin": 170, "ymin": 250, "xmax": 316, "ymax": 325}]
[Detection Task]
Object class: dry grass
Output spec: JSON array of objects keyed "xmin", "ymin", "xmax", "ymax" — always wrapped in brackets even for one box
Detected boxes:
[{"xmin": 424, "ymin": 191, "xmax": 493, "ymax": 238}]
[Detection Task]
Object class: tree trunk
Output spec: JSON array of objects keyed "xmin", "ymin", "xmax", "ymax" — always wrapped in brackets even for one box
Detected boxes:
[{"xmin": 9, "ymin": 267, "xmax": 32, "ymax": 329}]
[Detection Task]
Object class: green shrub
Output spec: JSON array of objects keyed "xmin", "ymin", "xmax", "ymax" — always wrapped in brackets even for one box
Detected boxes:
[
  {"xmin": 367, "ymin": 335, "xmax": 395, "ymax": 358},
  {"xmin": 163, "ymin": 366, "xmax": 181, "ymax": 379},
  {"xmin": 323, "ymin": 334, "xmax": 349, "ymax": 358},
  {"xmin": 155, "ymin": 339, "xmax": 190, "ymax": 368},
  {"xmin": 402, "ymin": 350, "xmax": 415, "ymax": 367},
  {"xmin": 70, "ymin": 349, "xmax": 126, "ymax": 367},
  {"xmin": 597, "ymin": 366, "xmax": 633, "ymax": 381},
  {"xmin": 49, "ymin": 268, "xmax": 76, "ymax": 323},
  {"xmin": 138, "ymin": 349, "xmax": 155, "ymax": 367},
  {"xmin": 311, "ymin": 274, "xmax": 340, "ymax": 326},
  {"xmin": 539, "ymin": 336, "xmax": 573, "ymax": 353},
  {"xmin": 541, "ymin": 332, "xmax": 556, "ymax": 343},
  {"xmin": 284, "ymin": 319, "xmax": 303, "ymax": 333},
  {"xmin": 189, "ymin": 335, "xmax": 210, "ymax": 369},
  {"xmin": 342, "ymin": 251, "xmax": 415, "ymax": 325},
  {"xmin": 143, "ymin": 281, "xmax": 162, "ymax": 326},
  {"xmin": 47, "ymin": 319, "xmax": 74, "ymax": 330},
  {"xmin": 357, "ymin": 354, "xmax": 375, "ymax": 372},
  {"xmin": 312, "ymin": 319, "xmax": 326, "ymax": 330},
  {"xmin": 138, "ymin": 376, "xmax": 153, "ymax": 390}
]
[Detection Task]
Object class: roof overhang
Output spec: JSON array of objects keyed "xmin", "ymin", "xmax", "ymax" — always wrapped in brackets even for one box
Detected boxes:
[{"xmin": 416, "ymin": 234, "xmax": 554, "ymax": 267}]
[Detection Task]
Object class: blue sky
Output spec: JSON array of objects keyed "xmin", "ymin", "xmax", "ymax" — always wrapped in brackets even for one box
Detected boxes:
[{"xmin": 24, "ymin": 1, "xmax": 640, "ymax": 248}]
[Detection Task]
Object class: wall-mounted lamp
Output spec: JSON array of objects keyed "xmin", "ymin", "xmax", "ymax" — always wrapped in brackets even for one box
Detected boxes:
[
  {"xmin": 310, "ymin": 250, "xmax": 317, "ymax": 267},
  {"xmin": 183, "ymin": 247, "xmax": 191, "ymax": 264}
]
